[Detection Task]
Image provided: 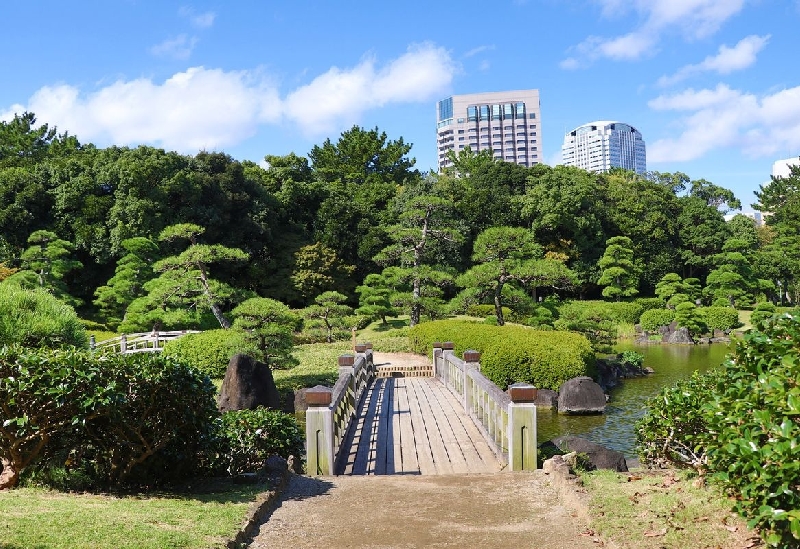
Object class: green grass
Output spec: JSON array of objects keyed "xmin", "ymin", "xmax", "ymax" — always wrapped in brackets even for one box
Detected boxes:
[
  {"xmin": 0, "ymin": 483, "xmax": 267, "ymax": 549},
  {"xmin": 582, "ymin": 469, "xmax": 763, "ymax": 549}
]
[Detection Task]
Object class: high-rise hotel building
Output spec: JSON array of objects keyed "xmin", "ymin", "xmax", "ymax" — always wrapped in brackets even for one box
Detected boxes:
[
  {"xmin": 561, "ymin": 121, "xmax": 646, "ymax": 175},
  {"xmin": 436, "ymin": 89, "xmax": 541, "ymax": 170}
]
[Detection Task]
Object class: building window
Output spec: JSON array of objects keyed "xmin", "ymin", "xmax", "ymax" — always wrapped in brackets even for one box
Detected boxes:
[
  {"xmin": 529, "ymin": 113, "xmax": 536, "ymax": 119},
  {"xmin": 458, "ymin": 137, "xmax": 465, "ymax": 141},
  {"xmin": 479, "ymin": 105, "xmax": 489, "ymax": 120},
  {"xmin": 468, "ymin": 106, "xmax": 478, "ymax": 121},
  {"xmin": 492, "ymin": 104, "xmax": 501, "ymax": 120},
  {"xmin": 529, "ymin": 125, "xmax": 536, "ymax": 129},
  {"xmin": 515, "ymin": 102, "xmax": 525, "ymax": 119},
  {"xmin": 458, "ymin": 129, "xmax": 465, "ymax": 134}
]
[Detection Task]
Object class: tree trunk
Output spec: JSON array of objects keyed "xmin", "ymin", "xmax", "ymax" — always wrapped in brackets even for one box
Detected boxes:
[
  {"xmin": 0, "ymin": 456, "xmax": 19, "ymax": 490},
  {"xmin": 197, "ymin": 263, "xmax": 231, "ymax": 328},
  {"xmin": 494, "ymin": 283, "xmax": 505, "ymax": 326}
]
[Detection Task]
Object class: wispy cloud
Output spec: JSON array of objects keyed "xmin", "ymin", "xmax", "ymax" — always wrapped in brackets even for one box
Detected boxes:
[
  {"xmin": 657, "ymin": 34, "xmax": 769, "ymax": 86},
  {"xmin": 463, "ymin": 45, "xmax": 495, "ymax": 58},
  {"xmin": 1, "ymin": 43, "xmax": 456, "ymax": 153},
  {"xmin": 179, "ymin": 6, "xmax": 216, "ymax": 29},
  {"xmin": 647, "ymin": 83, "xmax": 800, "ymax": 162},
  {"xmin": 150, "ymin": 34, "xmax": 198, "ymax": 60},
  {"xmin": 561, "ymin": 0, "xmax": 747, "ymax": 69}
]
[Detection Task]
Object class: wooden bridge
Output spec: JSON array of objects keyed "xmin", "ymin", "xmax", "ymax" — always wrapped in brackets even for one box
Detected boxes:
[
  {"xmin": 91, "ymin": 330, "xmax": 200, "ymax": 354},
  {"xmin": 305, "ymin": 344, "xmax": 538, "ymax": 476}
]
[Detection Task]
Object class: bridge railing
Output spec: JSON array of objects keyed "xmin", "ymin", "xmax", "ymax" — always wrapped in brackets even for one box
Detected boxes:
[
  {"xmin": 433, "ymin": 342, "xmax": 538, "ymax": 471},
  {"xmin": 305, "ymin": 344, "xmax": 375, "ymax": 476},
  {"xmin": 92, "ymin": 330, "xmax": 200, "ymax": 354}
]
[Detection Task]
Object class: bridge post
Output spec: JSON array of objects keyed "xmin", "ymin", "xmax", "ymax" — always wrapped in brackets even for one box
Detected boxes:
[
  {"xmin": 432, "ymin": 342, "xmax": 443, "ymax": 381},
  {"xmin": 508, "ymin": 383, "xmax": 538, "ymax": 471},
  {"xmin": 339, "ymin": 354, "xmax": 356, "ymax": 410},
  {"xmin": 463, "ymin": 350, "xmax": 481, "ymax": 414},
  {"xmin": 305, "ymin": 385, "xmax": 334, "ymax": 476},
  {"xmin": 120, "ymin": 334, "xmax": 127, "ymax": 354}
]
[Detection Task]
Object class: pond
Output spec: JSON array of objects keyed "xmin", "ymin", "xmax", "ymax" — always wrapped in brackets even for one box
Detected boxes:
[{"xmin": 536, "ymin": 342, "xmax": 733, "ymax": 458}]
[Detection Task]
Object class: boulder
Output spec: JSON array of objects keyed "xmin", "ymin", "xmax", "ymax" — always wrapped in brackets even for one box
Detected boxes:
[
  {"xmin": 550, "ymin": 435, "xmax": 628, "ymax": 472},
  {"xmin": 557, "ymin": 376, "xmax": 606, "ymax": 414},
  {"xmin": 665, "ymin": 326, "xmax": 693, "ymax": 344},
  {"xmin": 534, "ymin": 388, "xmax": 558, "ymax": 408},
  {"xmin": 217, "ymin": 354, "xmax": 282, "ymax": 411}
]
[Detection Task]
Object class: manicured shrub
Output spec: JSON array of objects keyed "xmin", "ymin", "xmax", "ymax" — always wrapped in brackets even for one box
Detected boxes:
[
  {"xmin": 408, "ymin": 320, "xmax": 595, "ymax": 391},
  {"xmin": 636, "ymin": 368, "xmax": 723, "ymax": 469},
  {"xmin": 634, "ymin": 297, "xmax": 666, "ymax": 314},
  {"xmin": 0, "ymin": 285, "xmax": 87, "ymax": 349},
  {"xmin": 162, "ymin": 328, "xmax": 251, "ymax": 378},
  {"xmin": 603, "ymin": 301, "xmax": 645, "ymax": 324},
  {"xmin": 214, "ymin": 408, "xmax": 304, "ymax": 475},
  {"xmin": 639, "ymin": 308, "xmax": 675, "ymax": 332},
  {"xmin": 704, "ymin": 314, "xmax": 800, "ymax": 547},
  {"xmin": 557, "ymin": 300, "xmax": 643, "ymax": 325},
  {"xmin": 699, "ymin": 306, "xmax": 741, "ymax": 332},
  {"xmin": 749, "ymin": 302, "xmax": 776, "ymax": 330},
  {"xmin": 674, "ymin": 302, "xmax": 707, "ymax": 338}
]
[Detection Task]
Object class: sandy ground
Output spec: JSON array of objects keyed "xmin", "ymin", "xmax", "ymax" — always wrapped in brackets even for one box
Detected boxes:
[{"xmin": 247, "ymin": 471, "xmax": 601, "ymax": 549}]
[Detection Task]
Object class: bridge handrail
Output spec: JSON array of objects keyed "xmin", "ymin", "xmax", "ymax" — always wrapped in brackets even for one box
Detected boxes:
[
  {"xmin": 434, "ymin": 343, "xmax": 537, "ymax": 471},
  {"xmin": 306, "ymin": 346, "xmax": 375, "ymax": 476},
  {"xmin": 92, "ymin": 330, "xmax": 201, "ymax": 354}
]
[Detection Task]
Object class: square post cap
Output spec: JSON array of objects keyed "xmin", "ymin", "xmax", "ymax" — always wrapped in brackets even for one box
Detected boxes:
[
  {"xmin": 508, "ymin": 383, "xmax": 538, "ymax": 403},
  {"xmin": 463, "ymin": 350, "xmax": 481, "ymax": 363},
  {"xmin": 354, "ymin": 344, "xmax": 368, "ymax": 353},
  {"xmin": 306, "ymin": 385, "xmax": 333, "ymax": 406},
  {"xmin": 432, "ymin": 342, "xmax": 443, "ymax": 349},
  {"xmin": 338, "ymin": 354, "xmax": 355, "ymax": 367},
  {"xmin": 442, "ymin": 342, "xmax": 455, "ymax": 351}
]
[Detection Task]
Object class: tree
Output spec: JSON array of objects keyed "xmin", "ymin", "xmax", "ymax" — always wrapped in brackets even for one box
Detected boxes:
[
  {"xmin": 93, "ymin": 237, "xmax": 159, "ymax": 329},
  {"xmin": 374, "ymin": 179, "xmax": 463, "ymax": 326},
  {"xmin": 231, "ymin": 297, "xmax": 301, "ymax": 368},
  {"xmin": 442, "ymin": 145, "xmax": 495, "ymax": 177},
  {"xmin": 290, "ymin": 242, "xmax": 355, "ymax": 304},
  {"xmin": 597, "ymin": 236, "xmax": 639, "ymax": 301},
  {"xmin": 303, "ymin": 291, "xmax": 353, "ymax": 343},
  {"xmin": 121, "ymin": 224, "xmax": 248, "ymax": 331},
  {"xmin": 356, "ymin": 273, "xmax": 397, "ymax": 324},
  {"xmin": 704, "ymin": 238, "xmax": 773, "ymax": 308},
  {"xmin": 673, "ymin": 301, "xmax": 706, "ymax": 340},
  {"xmin": 4, "ymin": 230, "xmax": 83, "ymax": 307},
  {"xmin": 455, "ymin": 227, "xmax": 574, "ymax": 326}
]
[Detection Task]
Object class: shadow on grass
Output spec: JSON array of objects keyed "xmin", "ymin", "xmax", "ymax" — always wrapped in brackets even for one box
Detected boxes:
[
  {"xmin": 368, "ymin": 319, "xmax": 408, "ymax": 333},
  {"xmin": 275, "ymin": 372, "xmax": 339, "ymax": 394},
  {"xmin": 1, "ymin": 545, "xmax": 50, "ymax": 549}
]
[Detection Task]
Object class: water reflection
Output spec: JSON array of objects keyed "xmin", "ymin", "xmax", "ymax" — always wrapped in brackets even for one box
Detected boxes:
[{"xmin": 537, "ymin": 342, "xmax": 733, "ymax": 457}]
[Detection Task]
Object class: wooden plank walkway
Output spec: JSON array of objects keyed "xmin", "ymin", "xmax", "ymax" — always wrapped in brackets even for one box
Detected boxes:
[{"xmin": 337, "ymin": 376, "xmax": 503, "ymax": 475}]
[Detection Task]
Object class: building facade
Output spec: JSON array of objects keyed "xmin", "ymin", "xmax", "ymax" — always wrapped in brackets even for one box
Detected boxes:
[
  {"xmin": 436, "ymin": 90, "xmax": 541, "ymax": 170},
  {"xmin": 561, "ymin": 121, "xmax": 646, "ymax": 175}
]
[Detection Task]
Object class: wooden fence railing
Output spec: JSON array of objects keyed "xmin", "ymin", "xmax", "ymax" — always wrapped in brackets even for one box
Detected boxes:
[
  {"xmin": 92, "ymin": 331, "xmax": 200, "ymax": 354},
  {"xmin": 305, "ymin": 344, "xmax": 376, "ymax": 476},
  {"xmin": 433, "ymin": 343, "xmax": 538, "ymax": 471}
]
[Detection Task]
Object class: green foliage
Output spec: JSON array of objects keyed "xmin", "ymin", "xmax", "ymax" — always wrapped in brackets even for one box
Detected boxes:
[
  {"xmin": 674, "ymin": 302, "xmax": 707, "ymax": 338},
  {"xmin": 466, "ymin": 304, "xmax": 512, "ymax": 319},
  {"xmin": 162, "ymin": 329, "xmax": 251, "ymax": 378},
  {"xmin": 639, "ymin": 308, "xmax": 676, "ymax": 331},
  {"xmin": 408, "ymin": 320, "xmax": 594, "ymax": 390},
  {"xmin": 355, "ymin": 273, "xmax": 397, "ymax": 324},
  {"xmin": 302, "ymin": 291, "xmax": 352, "ymax": 344},
  {"xmin": 290, "ymin": 242, "xmax": 355, "ymax": 303},
  {"xmin": 0, "ymin": 285, "xmax": 87, "ymax": 348},
  {"xmin": 214, "ymin": 408, "xmax": 304, "ymax": 475},
  {"xmin": 618, "ymin": 350, "xmax": 644, "ymax": 368},
  {"xmin": 636, "ymin": 369, "xmax": 723, "ymax": 469},
  {"xmin": 704, "ymin": 314, "xmax": 800, "ymax": 546},
  {"xmin": 0, "ymin": 348, "xmax": 217, "ymax": 489},
  {"xmin": 597, "ymin": 236, "xmax": 639, "ymax": 300},
  {"xmin": 231, "ymin": 297, "xmax": 301, "ymax": 368},
  {"xmin": 634, "ymin": 297, "xmax": 666, "ymax": 314},
  {"xmin": 699, "ymin": 306, "xmax": 741, "ymax": 332},
  {"xmin": 750, "ymin": 301, "xmax": 777, "ymax": 330}
]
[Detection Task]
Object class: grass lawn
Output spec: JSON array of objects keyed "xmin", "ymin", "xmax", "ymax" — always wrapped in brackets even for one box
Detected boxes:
[
  {"xmin": 582, "ymin": 469, "xmax": 764, "ymax": 549},
  {"xmin": 0, "ymin": 482, "xmax": 267, "ymax": 549}
]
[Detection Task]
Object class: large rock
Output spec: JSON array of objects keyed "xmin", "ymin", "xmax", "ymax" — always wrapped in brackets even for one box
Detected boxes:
[
  {"xmin": 665, "ymin": 326, "xmax": 693, "ymax": 344},
  {"xmin": 550, "ymin": 435, "xmax": 628, "ymax": 472},
  {"xmin": 557, "ymin": 376, "xmax": 606, "ymax": 414},
  {"xmin": 217, "ymin": 354, "xmax": 281, "ymax": 411},
  {"xmin": 534, "ymin": 388, "xmax": 558, "ymax": 408}
]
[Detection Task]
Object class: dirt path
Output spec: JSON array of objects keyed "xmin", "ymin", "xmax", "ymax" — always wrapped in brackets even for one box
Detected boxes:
[{"xmin": 247, "ymin": 471, "xmax": 600, "ymax": 549}]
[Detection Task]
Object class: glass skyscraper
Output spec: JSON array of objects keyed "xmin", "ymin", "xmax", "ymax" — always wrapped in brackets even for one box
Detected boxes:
[
  {"xmin": 561, "ymin": 121, "xmax": 646, "ymax": 175},
  {"xmin": 436, "ymin": 90, "xmax": 541, "ymax": 171}
]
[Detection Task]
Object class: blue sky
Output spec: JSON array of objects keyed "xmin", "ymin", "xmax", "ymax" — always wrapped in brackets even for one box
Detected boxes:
[{"xmin": 2, "ymin": 0, "xmax": 799, "ymax": 209}]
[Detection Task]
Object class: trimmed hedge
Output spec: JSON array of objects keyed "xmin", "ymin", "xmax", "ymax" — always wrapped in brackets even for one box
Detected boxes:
[
  {"xmin": 639, "ymin": 309, "xmax": 676, "ymax": 332},
  {"xmin": 557, "ymin": 300, "xmax": 644, "ymax": 325},
  {"xmin": 162, "ymin": 329, "xmax": 251, "ymax": 379},
  {"xmin": 0, "ymin": 285, "xmax": 87, "ymax": 349},
  {"xmin": 699, "ymin": 306, "xmax": 740, "ymax": 332},
  {"xmin": 408, "ymin": 320, "xmax": 595, "ymax": 391}
]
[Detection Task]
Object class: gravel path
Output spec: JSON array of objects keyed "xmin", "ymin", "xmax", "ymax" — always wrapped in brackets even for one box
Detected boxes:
[{"xmin": 247, "ymin": 471, "xmax": 600, "ymax": 549}]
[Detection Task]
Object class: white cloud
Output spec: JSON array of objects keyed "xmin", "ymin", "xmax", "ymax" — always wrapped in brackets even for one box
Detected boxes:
[
  {"xmin": 564, "ymin": 0, "xmax": 747, "ymax": 67},
  {"xmin": 1, "ymin": 44, "xmax": 456, "ymax": 153},
  {"xmin": 657, "ymin": 34, "xmax": 769, "ymax": 86},
  {"xmin": 179, "ymin": 7, "xmax": 216, "ymax": 29},
  {"xmin": 283, "ymin": 43, "xmax": 455, "ymax": 136},
  {"xmin": 647, "ymin": 84, "xmax": 800, "ymax": 162},
  {"xmin": 463, "ymin": 45, "xmax": 495, "ymax": 58},
  {"xmin": 150, "ymin": 34, "xmax": 198, "ymax": 60}
]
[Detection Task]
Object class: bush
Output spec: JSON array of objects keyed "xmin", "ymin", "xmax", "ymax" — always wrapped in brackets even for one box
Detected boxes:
[
  {"xmin": 699, "ymin": 306, "xmax": 741, "ymax": 332},
  {"xmin": 639, "ymin": 308, "xmax": 675, "ymax": 332},
  {"xmin": 704, "ymin": 314, "xmax": 800, "ymax": 546},
  {"xmin": 636, "ymin": 369, "xmax": 723, "ymax": 469},
  {"xmin": 0, "ymin": 285, "xmax": 87, "ymax": 349},
  {"xmin": 466, "ymin": 304, "xmax": 512, "ymax": 319},
  {"xmin": 162, "ymin": 329, "xmax": 251, "ymax": 378},
  {"xmin": 634, "ymin": 297, "xmax": 666, "ymax": 314},
  {"xmin": 557, "ymin": 300, "xmax": 643, "ymax": 325},
  {"xmin": 1, "ymin": 348, "xmax": 217, "ymax": 490},
  {"xmin": 213, "ymin": 408, "xmax": 304, "ymax": 475},
  {"xmin": 674, "ymin": 302, "xmax": 707, "ymax": 338},
  {"xmin": 603, "ymin": 301, "xmax": 645, "ymax": 324},
  {"xmin": 408, "ymin": 320, "xmax": 595, "ymax": 391},
  {"xmin": 749, "ymin": 302, "xmax": 776, "ymax": 330}
]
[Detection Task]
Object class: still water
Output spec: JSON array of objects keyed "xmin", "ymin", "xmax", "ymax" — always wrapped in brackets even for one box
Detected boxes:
[{"xmin": 537, "ymin": 342, "xmax": 733, "ymax": 458}]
